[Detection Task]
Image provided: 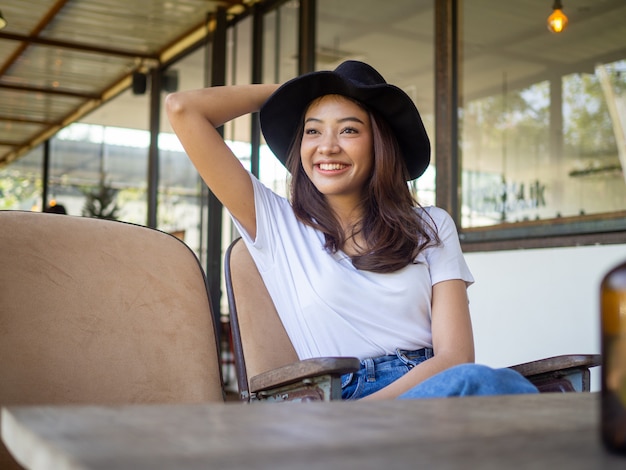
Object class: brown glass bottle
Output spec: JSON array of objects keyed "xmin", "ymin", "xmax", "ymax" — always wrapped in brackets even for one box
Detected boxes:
[{"xmin": 601, "ymin": 260, "xmax": 626, "ymax": 454}]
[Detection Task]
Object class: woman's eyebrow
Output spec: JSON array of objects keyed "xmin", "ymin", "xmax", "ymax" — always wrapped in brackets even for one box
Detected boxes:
[
  {"xmin": 304, "ymin": 116, "xmax": 365, "ymax": 124},
  {"xmin": 338, "ymin": 116, "xmax": 365, "ymax": 124}
]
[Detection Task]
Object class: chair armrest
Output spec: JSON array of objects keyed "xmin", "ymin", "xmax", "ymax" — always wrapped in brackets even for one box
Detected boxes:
[
  {"xmin": 249, "ymin": 357, "xmax": 360, "ymax": 394},
  {"xmin": 508, "ymin": 354, "xmax": 601, "ymax": 393},
  {"xmin": 508, "ymin": 354, "xmax": 601, "ymax": 377}
]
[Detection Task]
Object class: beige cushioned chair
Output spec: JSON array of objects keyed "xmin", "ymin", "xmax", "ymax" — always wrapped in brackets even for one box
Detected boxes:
[
  {"xmin": 224, "ymin": 238, "xmax": 600, "ymax": 402},
  {"xmin": 0, "ymin": 211, "xmax": 224, "ymax": 469},
  {"xmin": 224, "ymin": 239, "xmax": 359, "ymax": 402}
]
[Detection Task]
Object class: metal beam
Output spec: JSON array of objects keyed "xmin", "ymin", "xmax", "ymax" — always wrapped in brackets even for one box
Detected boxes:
[
  {"xmin": 434, "ymin": 0, "xmax": 459, "ymax": 223},
  {"xmin": 0, "ymin": 32, "xmax": 158, "ymax": 60},
  {"xmin": 42, "ymin": 139, "xmax": 50, "ymax": 211},
  {"xmin": 298, "ymin": 0, "xmax": 316, "ymax": 74},
  {"xmin": 146, "ymin": 68, "xmax": 162, "ymax": 228},
  {"xmin": 250, "ymin": 3, "xmax": 264, "ymax": 178},
  {"xmin": 207, "ymin": 6, "xmax": 228, "ymax": 329},
  {"xmin": 0, "ymin": 83, "xmax": 99, "ymax": 100},
  {"xmin": 0, "ymin": 115, "xmax": 55, "ymax": 125}
]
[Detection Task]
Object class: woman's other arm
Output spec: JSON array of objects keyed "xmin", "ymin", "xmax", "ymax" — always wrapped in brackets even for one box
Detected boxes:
[
  {"xmin": 165, "ymin": 84, "xmax": 279, "ymax": 239},
  {"xmin": 361, "ymin": 279, "xmax": 475, "ymax": 400}
]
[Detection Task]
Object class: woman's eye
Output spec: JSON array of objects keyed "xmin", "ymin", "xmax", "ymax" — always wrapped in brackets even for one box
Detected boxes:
[
  {"xmin": 304, "ymin": 128, "xmax": 319, "ymax": 135},
  {"xmin": 341, "ymin": 127, "xmax": 358, "ymax": 134}
]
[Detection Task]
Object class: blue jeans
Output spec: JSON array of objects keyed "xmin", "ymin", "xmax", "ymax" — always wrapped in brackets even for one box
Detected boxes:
[{"xmin": 341, "ymin": 348, "xmax": 539, "ymax": 400}]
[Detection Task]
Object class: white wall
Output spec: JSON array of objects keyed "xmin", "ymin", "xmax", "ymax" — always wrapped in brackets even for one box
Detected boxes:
[{"xmin": 465, "ymin": 243, "xmax": 626, "ymax": 391}]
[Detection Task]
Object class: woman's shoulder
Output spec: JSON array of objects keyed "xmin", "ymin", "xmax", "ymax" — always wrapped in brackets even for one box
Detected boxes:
[
  {"xmin": 416, "ymin": 205, "xmax": 454, "ymax": 225},
  {"xmin": 414, "ymin": 206, "xmax": 461, "ymax": 242},
  {"xmin": 248, "ymin": 171, "xmax": 289, "ymax": 203}
]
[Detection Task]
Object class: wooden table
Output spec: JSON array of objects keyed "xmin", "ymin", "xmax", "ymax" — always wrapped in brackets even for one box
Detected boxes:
[{"xmin": 2, "ymin": 392, "xmax": 624, "ymax": 469}]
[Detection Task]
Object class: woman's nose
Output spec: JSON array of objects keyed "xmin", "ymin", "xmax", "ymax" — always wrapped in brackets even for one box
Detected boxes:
[{"xmin": 317, "ymin": 134, "xmax": 340, "ymax": 154}]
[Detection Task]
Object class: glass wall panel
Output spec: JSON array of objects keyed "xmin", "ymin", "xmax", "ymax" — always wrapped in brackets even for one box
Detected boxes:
[
  {"xmin": 260, "ymin": 1, "xmax": 298, "ymax": 195},
  {"xmin": 50, "ymin": 123, "xmax": 147, "ymax": 222},
  {"xmin": 264, "ymin": 0, "xmax": 299, "ymax": 85},
  {"xmin": 75, "ymin": 72, "xmax": 150, "ymax": 223},
  {"xmin": 0, "ymin": 146, "xmax": 42, "ymax": 210},
  {"xmin": 460, "ymin": 0, "xmax": 626, "ymax": 228},
  {"xmin": 225, "ymin": 16, "xmax": 253, "ymax": 159},
  {"xmin": 158, "ymin": 47, "xmax": 209, "ymax": 258},
  {"xmin": 317, "ymin": 0, "xmax": 436, "ymax": 205}
]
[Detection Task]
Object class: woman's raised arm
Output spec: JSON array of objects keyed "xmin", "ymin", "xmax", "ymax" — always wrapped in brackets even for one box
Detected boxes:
[{"xmin": 165, "ymin": 84, "xmax": 279, "ymax": 239}]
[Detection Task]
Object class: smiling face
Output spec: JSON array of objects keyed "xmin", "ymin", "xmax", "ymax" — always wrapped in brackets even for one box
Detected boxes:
[{"xmin": 300, "ymin": 94, "xmax": 374, "ymax": 210}]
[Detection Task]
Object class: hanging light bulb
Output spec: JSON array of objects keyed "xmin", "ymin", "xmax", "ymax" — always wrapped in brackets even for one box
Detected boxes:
[
  {"xmin": 547, "ymin": 0, "xmax": 568, "ymax": 33},
  {"xmin": 0, "ymin": 11, "xmax": 7, "ymax": 30}
]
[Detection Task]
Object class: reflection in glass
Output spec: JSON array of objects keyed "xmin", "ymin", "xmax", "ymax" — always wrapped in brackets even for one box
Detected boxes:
[{"xmin": 461, "ymin": 1, "xmax": 626, "ymax": 228}]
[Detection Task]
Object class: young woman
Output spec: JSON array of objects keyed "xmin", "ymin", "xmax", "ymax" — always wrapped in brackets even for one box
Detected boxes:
[{"xmin": 166, "ymin": 60, "xmax": 537, "ymax": 400}]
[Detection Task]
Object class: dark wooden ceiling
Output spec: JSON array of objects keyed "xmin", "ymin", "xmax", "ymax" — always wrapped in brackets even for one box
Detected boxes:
[
  {"xmin": 1, "ymin": 0, "xmax": 625, "ymax": 170},
  {"xmin": 0, "ymin": 0, "xmax": 255, "ymax": 167}
]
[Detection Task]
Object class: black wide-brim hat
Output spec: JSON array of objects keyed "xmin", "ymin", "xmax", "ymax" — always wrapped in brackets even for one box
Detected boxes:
[{"xmin": 259, "ymin": 60, "xmax": 430, "ymax": 181}]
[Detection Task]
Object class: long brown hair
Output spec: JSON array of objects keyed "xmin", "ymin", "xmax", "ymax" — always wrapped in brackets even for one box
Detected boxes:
[{"xmin": 286, "ymin": 99, "xmax": 439, "ymax": 273}]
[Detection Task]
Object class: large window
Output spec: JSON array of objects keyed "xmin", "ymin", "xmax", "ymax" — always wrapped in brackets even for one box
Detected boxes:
[
  {"xmin": 3, "ymin": 0, "xmax": 624, "ymax": 264},
  {"xmin": 460, "ymin": 0, "xmax": 626, "ymax": 234}
]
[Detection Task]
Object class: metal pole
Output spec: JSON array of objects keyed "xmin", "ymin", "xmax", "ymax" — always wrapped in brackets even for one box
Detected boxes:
[
  {"xmin": 147, "ymin": 67, "xmax": 162, "ymax": 228},
  {"xmin": 206, "ymin": 6, "xmax": 227, "ymax": 334},
  {"xmin": 42, "ymin": 139, "xmax": 50, "ymax": 210},
  {"xmin": 298, "ymin": 0, "xmax": 316, "ymax": 74},
  {"xmin": 250, "ymin": 3, "xmax": 263, "ymax": 178},
  {"xmin": 434, "ymin": 0, "xmax": 459, "ymax": 224}
]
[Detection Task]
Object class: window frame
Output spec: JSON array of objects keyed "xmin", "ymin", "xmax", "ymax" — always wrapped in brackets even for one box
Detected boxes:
[{"xmin": 435, "ymin": 0, "xmax": 626, "ymax": 253}]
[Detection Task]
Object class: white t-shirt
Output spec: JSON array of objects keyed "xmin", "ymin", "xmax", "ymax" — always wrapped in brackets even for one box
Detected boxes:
[{"xmin": 231, "ymin": 173, "xmax": 474, "ymax": 360}]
